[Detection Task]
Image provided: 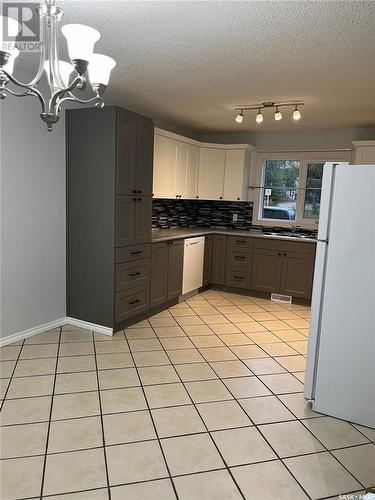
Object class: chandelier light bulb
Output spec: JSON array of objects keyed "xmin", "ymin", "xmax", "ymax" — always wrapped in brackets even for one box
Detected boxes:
[
  {"xmin": 256, "ymin": 109, "xmax": 263, "ymax": 123},
  {"xmin": 235, "ymin": 110, "xmax": 244, "ymax": 123},
  {"xmin": 274, "ymin": 107, "xmax": 282, "ymax": 121},
  {"xmin": 3, "ymin": 48, "xmax": 19, "ymax": 75},
  {"xmin": 62, "ymin": 24, "xmax": 101, "ymax": 63},
  {"xmin": 293, "ymin": 106, "xmax": 301, "ymax": 121},
  {"xmin": 89, "ymin": 54, "xmax": 117, "ymax": 86}
]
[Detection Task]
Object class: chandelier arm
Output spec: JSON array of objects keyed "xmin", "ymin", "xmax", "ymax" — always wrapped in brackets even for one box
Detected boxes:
[
  {"xmin": 25, "ymin": 11, "xmax": 48, "ymax": 87},
  {"xmin": 1, "ymin": 70, "xmax": 47, "ymax": 114},
  {"xmin": 56, "ymin": 94, "xmax": 103, "ymax": 112},
  {"xmin": 49, "ymin": 75, "xmax": 85, "ymax": 114},
  {"xmin": 50, "ymin": 14, "xmax": 65, "ymax": 90},
  {"xmin": 1, "ymin": 87, "xmax": 34, "ymax": 98}
]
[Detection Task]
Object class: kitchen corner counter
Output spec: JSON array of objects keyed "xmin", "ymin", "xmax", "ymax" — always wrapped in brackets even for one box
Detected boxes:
[{"xmin": 151, "ymin": 227, "xmax": 317, "ymax": 243}]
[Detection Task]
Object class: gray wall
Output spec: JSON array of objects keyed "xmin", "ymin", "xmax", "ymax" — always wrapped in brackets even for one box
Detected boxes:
[
  {"xmin": 0, "ymin": 77, "xmax": 66, "ymax": 339},
  {"xmin": 200, "ymin": 126, "xmax": 375, "ymax": 150}
]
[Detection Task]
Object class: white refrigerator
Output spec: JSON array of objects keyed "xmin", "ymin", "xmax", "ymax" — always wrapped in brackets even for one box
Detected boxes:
[{"xmin": 304, "ymin": 162, "xmax": 375, "ymax": 428}]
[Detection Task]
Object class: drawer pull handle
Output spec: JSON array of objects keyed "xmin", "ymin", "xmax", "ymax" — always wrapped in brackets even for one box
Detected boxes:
[
  {"xmin": 234, "ymin": 275, "xmax": 243, "ymax": 280},
  {"xmin": 129, "ymin": 299, "xmax": 140, "ymax": 305},
  {"xmin": 130, "ymin": 251, "xmax": 142, "ymax": 255},
  {"xmin": 236, "ymin": 240, "xmax": 246, "ymax": 245},
  {"xmin": 235, "ymin": 256, "xmax": 245, "ymax": 260},
  {"xmin": 129, "ymin": 272, "xmax": 141, "ymax": 277}
]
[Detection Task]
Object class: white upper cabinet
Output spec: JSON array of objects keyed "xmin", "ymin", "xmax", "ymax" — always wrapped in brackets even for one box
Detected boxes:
[
  {"xmin": 352, "ymin": 141, "xmax": 375, "ymax": 164},
  {"xmin": 185, "ymin": 144, "xmax": 199, "ymax": 198},
  {"xmin": 153, "ymin": 128, "xmax": 254, "ymax": 201},
  {"xmin": 153, "ymin": 135, "xmax": 177, "ymax": 198},
  {"xmin": 223, "ymin": 149, "xmax": 249, "ymax": 201},
  {"xmin": 197, "ymin": 148, "xmax": 226, "ymax": 200}
]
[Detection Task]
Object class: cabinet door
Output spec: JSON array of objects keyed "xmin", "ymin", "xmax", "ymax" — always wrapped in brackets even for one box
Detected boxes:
[
  {"xmin": 150, "ymin": 242, "xmax": 168, "ymax": 308},
  {"xmin": 280, "ymin": 251, "xmax": 315, "ymax": 299},
  {"xmin": 354, "ymin": 146, "xmax": 375, "ymax": 164},
  {"xmin": 136, "ymin": 118, "xmax": 154, "ymax": 196},
  {"xmin": 116, "ymin": 195, "xmax": 135, "ymax": 247},
  {"xmin": 211, "ymin": 234, "xmax": 227, "ymax": 285},
  {"xmin": 167, "ymin": 240, "xmax": 184, "ymax": 300},
  {"xmin": 203, "ymin": 235, "xmax": 212, "ymax": 286},
  {"xmin": 223, "ymin": 149, "xmax": 246, "ymax": 201},
  {"xmin": 197, "ymin": 148, "xmax": 225, "ymax": 200},
  {"xmin": 153, "ymin": 135, "xmax": 177, "ymax": 198},
  {"xmin": 185, "ymin": 144, "xmax": 199, "ymax": 198},
  {"xmin": 251, "ymin": 248, "xmax": 282, "ymax": 293},
  {"xmin": 134, "ymin": 197, "xmax": 152, "ymax": 244},
  {"xmin": 116, "ymin": 111, "xmax": 137, "ymax": 195},
  {"xmin": 175, "ymin": 141, "xmax": 188, "ymax": 198}
]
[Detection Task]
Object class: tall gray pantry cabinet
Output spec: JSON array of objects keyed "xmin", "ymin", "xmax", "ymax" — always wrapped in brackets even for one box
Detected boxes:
[{"xmin": 66, "ymin": 106, "xmax": 154, "ymax": 331}]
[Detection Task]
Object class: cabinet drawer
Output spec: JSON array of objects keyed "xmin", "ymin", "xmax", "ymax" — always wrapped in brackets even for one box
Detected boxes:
[
  {"xmin": 254, "ymin": 238, "xmax": 316, "ymax": 255},
  {"xmin": 115, "ymin": 259, "xmax": 150, "ymax": 292},
  {"xmin": 115, "ymin": 244, "xmax": 151, "ymax": 263},
  {"xmin": 115, "ymin": 285, "xmax": 149, "ymax": 323},
  {"xmin": 227, "ymin": 235, "xmax": 254, "ymax": 248},
  {"xmin": 226, "ymin": 266, "xmax": 251, "ymax": 289},
  {"xmin": 227, "ymin": 246, "xmax": 253, "ymax": 267}
]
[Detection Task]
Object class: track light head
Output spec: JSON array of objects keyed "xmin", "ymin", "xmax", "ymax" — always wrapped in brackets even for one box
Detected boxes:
[
  {"xmin": 293, "ymin": 105, "xmax": 301, "ymax": 121},
  {"xmin": 256, "ymin": 109, "xmax": 263, "ymax": 123},
  {"xmin": 274, "ymin": 107, "xmax": 282, "ymax": 121},
  {"xmin": 235, "ymin": 110, "xmax": 244, "ymax": 123}
]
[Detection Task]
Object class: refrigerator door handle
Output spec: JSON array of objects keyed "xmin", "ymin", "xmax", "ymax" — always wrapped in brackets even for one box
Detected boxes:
[{"xmin": 317, "ymin": 239, "xmax": 329, "ymax": 243}]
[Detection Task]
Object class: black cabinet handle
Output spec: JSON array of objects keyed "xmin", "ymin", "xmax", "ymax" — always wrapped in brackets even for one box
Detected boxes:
[
  {"xmin": 132, "ymin": 190, "xmax": 137, "ymax": 194},
  {"xmin": 196, "ymin": 196, "xmax": 199, "ymax": 199},
  {"xmin": 235, "ymin": 256, "xmax": 245, "ymax": 260},
  {"xmin": 132, "ymin": 198, "xmax": 136, "ymax": 201},
  {"xmin": 129, "ymin": 271, "xmax": 141, "ymax": 277},
  {"xmin": 129, "ymin": 299, "xmax": 140, "ymax": 305},
  {"xmin": 278, "ymin": 252, "xmax": 282, "ymax": 256},
  {"xmin": 130, "ymin": 250, "xmax": 142, "ymax": 255},
  {"xmin": 284, "ymin": 253, "xmax": 287, "ymax": 257},
  {"xmin": 137, "ymin": 190, "xmax": 141, "ymax": 194},
  {"xmin": 220, "ymin": 196, "xmax": 223, "ymax": 199},
  {"xmin": 137, "ymin": 198, "xmax": 142, "ymax": 201},
  {"xmin": 236, "ymin": 240, "xmax": 246, "ymax": 245},
  {"xmin": 234, "ymin": 276, "xmax": 243, "ymax": 280},
  {"xmin": 237, "ymin": 197, "xmax": 240, "ymax": 200}
]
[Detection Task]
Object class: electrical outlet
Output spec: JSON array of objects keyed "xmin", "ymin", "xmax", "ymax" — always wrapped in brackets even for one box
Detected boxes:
[{"xmin": 232, "ymin": 213, "xmax": 238, "ymax": 222}]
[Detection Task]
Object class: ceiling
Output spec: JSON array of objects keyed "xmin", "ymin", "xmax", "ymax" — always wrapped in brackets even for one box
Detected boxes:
[{"xmin": 22, "ymin": 1, "xmax": 375, "ymax": 133}]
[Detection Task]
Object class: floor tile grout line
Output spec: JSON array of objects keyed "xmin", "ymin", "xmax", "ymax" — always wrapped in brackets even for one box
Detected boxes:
[
  {"xmin": 148, "ymin": 321, "xmax": 248, "ymax": 500},
  {"xmin": 39, "ymin": 325, "xmax": 62, "ymax": 500},
  {"xmin": 122, "ymin": 334, "xmax": 180, "ymax": 500},
  {"xmin": 0, "ymin": 337, "xmax": 26, "ymax": 412},
  {"xmin": 92, "ymin": 331, "xmax": 113, "ymax": 500}
]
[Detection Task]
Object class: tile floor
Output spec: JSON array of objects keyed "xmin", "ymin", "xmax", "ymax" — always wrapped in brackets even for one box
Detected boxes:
[{"xmin": 1, "ymin": 290, "xmax": 374, "ymax": 500}]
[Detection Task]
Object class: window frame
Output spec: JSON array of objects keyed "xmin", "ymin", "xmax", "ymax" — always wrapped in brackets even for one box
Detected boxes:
[{"xmin": 251, "ymin": 151, "xmax": 351, "ymax": 229}]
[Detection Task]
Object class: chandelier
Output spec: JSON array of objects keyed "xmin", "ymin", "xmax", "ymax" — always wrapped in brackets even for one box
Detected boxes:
[
  {"xmin": 0, "ymin": 0, "xmax": 116, "ymax": 130},
  {"xmin": 234, "ymin": 101, "xmax": 304, "ymax": 124}
]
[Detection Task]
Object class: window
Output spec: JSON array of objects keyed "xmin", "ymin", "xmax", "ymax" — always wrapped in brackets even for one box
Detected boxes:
[
  {"xmin": 262, "ymin": 160, "xmax": 299, "ymax": 221},
  {"xmin": 252, "ymin": 151, "xmax": 351, "ymax": 228}
]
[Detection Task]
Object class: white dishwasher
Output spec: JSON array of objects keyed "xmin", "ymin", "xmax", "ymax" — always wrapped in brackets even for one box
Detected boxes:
[{"xmin": 182, "ymin": 236, "xmax": 205, "ymax": 295}]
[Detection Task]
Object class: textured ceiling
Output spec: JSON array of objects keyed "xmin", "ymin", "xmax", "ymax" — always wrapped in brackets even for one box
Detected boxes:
[{"xmin": 21, "ymin": 1, "xmax": 375, "ymax": 133}]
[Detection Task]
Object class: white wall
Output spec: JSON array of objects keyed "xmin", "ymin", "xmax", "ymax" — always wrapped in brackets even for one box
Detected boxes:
[
  {"xmin": 200, "ymin": 126, "xmax": 375, "ymax": 150},
  {"xmin": 0, "ymin": 80, "xmax": 66, "ymax": 339}
]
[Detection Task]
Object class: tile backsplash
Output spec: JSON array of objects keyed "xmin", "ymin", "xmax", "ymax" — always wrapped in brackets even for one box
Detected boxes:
[{"xmin": 152, "ymin": 199, "xmax": 254, "ymax": 230}]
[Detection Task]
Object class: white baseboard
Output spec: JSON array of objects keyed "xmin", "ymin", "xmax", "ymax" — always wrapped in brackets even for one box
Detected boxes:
[
  {"xmin": 0, "ymin": 317, "xmax": 113, "ymax": 347},
  {"xmin": 0, "ymin": 317, "xmax": 66, "ymax": 347},
  {"xmin": 65, "ymin": 317, "xmax": 113, "ymax": 337}
]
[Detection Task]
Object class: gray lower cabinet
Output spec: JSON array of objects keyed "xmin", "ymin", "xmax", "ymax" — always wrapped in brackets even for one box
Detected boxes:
[
  {"xmin": 167, "ymin": 240, "xmax": 184, "ymax": 300},
  {"xmin": 115, "ymin": 285, "xmax": 150, "ymax": 324},
  {"xmin": 150, "ymin": 240, "xmax": 184, "ymax": 308},
  {"xmin": 150, "ymin": 242, "xmax": 169, "ymax": 308},
  {"xmin": 211, "ymin": 234, "xmax": 227, "ymax": 285},
  {"xmin": 251, "ymin": 248, "xmax": 282, "ymax": 293},
  {"xmin": 203, "ymin": 235, "xmax": 213, "ymax": 286},
  {"xmin": 279, "ymin": 251, "xmax": 315, "ymax": 299}
]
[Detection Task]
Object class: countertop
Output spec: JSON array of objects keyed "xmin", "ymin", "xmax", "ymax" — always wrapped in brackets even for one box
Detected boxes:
[{"xmin": 151, "ymin": 227, "xmax": 317, "ymax": 243}]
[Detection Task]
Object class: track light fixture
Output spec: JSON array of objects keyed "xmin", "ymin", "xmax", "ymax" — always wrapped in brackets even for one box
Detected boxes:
[
  {"xmin": 234, "ymin": 101, "xmax": 304, "ymax": 124},
  {"xmin": 235, "ymin": 109, "xmax": 244, "ymax": 123}
]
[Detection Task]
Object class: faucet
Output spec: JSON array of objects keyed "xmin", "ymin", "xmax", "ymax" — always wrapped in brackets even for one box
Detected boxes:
[{"xmin": 290, "ymin": 224, "xmax": 301, "ymax": 234}]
